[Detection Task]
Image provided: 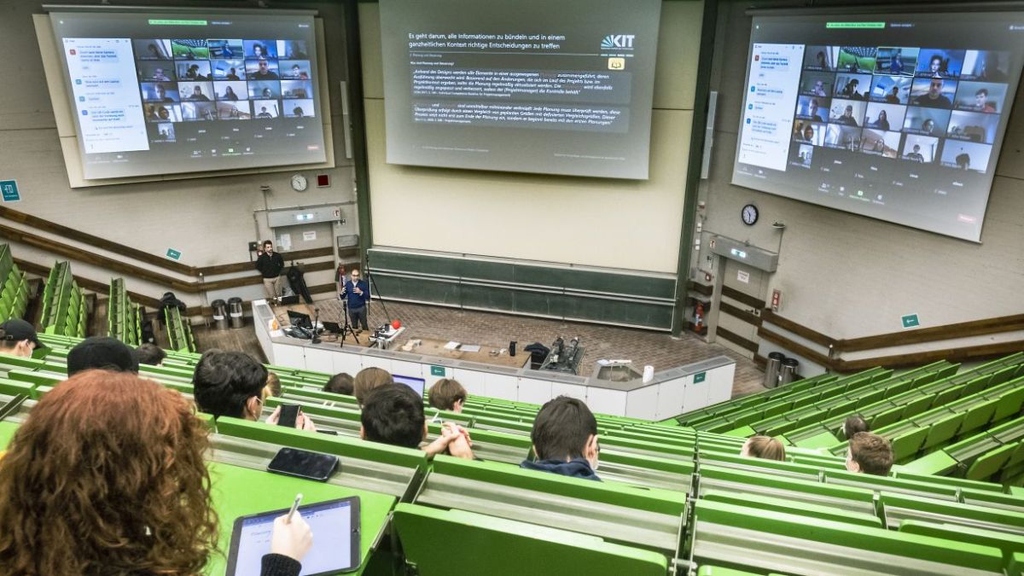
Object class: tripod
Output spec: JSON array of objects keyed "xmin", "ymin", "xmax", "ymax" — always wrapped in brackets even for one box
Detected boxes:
[
  {"xmin": 338, "ymin": 300, "xmax": 360, "ymax": 348},
  {"xmin": 363, "ymin": 253, "xmax": 391, "ymax": 326},
  {"xmin": 311, "ymin": 307, "xmax": 322, "ymax": 344}
]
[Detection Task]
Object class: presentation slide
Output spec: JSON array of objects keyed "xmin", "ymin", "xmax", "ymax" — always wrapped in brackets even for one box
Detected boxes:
[
  {"xmin": 49, "ymin": 10, "xmax": 326, "ymax": 180},
  {"xmin": 733, "ymin": 12, "xmax": 1024, "ymax": 242},
  {"xmin": 379, "ymin": 0, "xmax": 662, "ymax": 180}
]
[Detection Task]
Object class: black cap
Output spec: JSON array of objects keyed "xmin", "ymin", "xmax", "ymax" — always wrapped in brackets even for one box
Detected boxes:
[
  {"xmin": 67, "ymin": 337, "xmax": 139, "ymax": 377},
  {"xmin": 0, "ymin": 319, "xmax": 45, "ymax": 350}
]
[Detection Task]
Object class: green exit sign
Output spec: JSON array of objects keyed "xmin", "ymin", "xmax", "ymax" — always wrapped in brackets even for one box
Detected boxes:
[
  {"xmin": 694, "ymin": 372, "xmax": 706, "ymax": 383},
  {"xmin": 430, "ymin": 365, "xmax": 446, "ymax": 377},
  {"xmin": 166, "ymin": 248, "xmax": 182, "ymax": 260},
  {"xmin": 901, "ymin": 314, "xmax": 920, "ymax": 329}
]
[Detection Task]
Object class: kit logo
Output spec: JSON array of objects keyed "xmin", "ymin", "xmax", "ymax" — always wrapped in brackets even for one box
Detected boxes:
[{"xmin": 601, "ymin": 34, "xmax": 635, "ymax": 49}]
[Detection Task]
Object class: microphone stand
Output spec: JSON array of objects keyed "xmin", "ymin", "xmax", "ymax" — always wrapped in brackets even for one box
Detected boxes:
[{"xmin": 311, "ymin": 307, "xmax": 321, "ymax": 344}]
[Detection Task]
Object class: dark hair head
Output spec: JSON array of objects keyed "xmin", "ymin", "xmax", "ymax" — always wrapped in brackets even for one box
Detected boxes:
[
  {"xmin": 192, "ymin": 350, "xmax": 267, "ymax": 418},
  {"xmin": 531, "ymin": 396, "xmax": 597, "ymax": 461},
  {"xmin": 0, "ymin": 371, "xmax": 217, "ymax": 574},
  {"xmin": 848, "ymin": 432, "xmax": 893, "ymax": 476},
  {"xmin": 135, "ymin": 343, "xmax": 166, "ymax": 366},
  {"xmin": 843, "ymin": 415, "xmax": 870, "ymax": 439},
  {"xmin": 262, "ymin": 240, "xmax": 272, "ymax": 248},
  {"xmin": 324, "ymin": 372, "xmax": 354, "ymax": 396},
  {"xmin": 427, "ymin": 378, "xmax": 467, "ymax": 411},
  {"xmin": 354, "ymin": 367, "xmax": 394, "ymax": 405},
  {"xmin": 360, "ymin": 384, "xmax": 425, "ymax": 448},
  {"xmin": 67, "ymin": 337, "xmax": 140, "ymax": 376}
]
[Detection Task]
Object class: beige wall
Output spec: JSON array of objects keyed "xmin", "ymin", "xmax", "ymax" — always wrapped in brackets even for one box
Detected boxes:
[{"xmin": 359, "ymin": 2, "xmax": 704, "ymax": 273}]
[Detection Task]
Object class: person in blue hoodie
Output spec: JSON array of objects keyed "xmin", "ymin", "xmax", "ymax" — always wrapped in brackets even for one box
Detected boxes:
[{"xmin": 521, "ymin": 396, "xmax": 600, "ymax": 481}]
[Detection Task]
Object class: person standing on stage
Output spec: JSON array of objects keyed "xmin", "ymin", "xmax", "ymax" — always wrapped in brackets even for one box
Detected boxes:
[
  {"xmin": 255, "ymin": 240, "xmax": 285, "ymax": 299},
  {"xmin": 342, "ymin": 269, "xmax": 371, "ymax": 332}
]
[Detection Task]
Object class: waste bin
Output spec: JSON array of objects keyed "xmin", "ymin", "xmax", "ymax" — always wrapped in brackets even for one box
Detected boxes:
[
  {"xmin": 779, "ymin": 357, "xmax": 800, "ymax": 386},
  {"xmin": 764, "ymin": 352, "xmax": 785, "ymax": 388},
  {"xmin": 228, "ymin": 297, "xmax": 244, "ymax": 329},
  {"xmin": 211, "ymin": 299, "xmax": 229, "ymax": 330}
]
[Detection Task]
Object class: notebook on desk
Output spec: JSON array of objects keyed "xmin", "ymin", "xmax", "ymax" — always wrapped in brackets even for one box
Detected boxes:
[{"xmin": 321, "ymin": 321, "xmax": 342, "ymax": 334}]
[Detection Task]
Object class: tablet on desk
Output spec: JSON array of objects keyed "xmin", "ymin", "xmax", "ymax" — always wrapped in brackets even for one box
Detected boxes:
[
  {"xmin": 226, "ymin": 496, "xmax": 361, "ymax": 575},
  {"xmin": 321, "ymin": 321, "xmax": 342, "ymax": 334}
]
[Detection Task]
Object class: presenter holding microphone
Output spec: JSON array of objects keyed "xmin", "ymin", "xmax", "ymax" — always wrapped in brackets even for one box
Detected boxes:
[{"xmin": 342, "ymin": 269, "xmax": 371, "ymax": 332}]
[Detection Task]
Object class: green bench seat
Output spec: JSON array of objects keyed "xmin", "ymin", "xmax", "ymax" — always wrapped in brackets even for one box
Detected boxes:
[
  {"xmin": 414, "ymin": 455, "xmax": 687, "ymax": 554},
  {"xmin": 393, "ymin": 503, "xmax": 670, "ymax": 576}
]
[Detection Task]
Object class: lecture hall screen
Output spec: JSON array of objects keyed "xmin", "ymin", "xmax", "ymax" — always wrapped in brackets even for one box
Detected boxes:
[
  {"xmin": 50, "ymin": 11, "xmax": 327, "ymax": 180},
  {"xmin": 733, "ymin": 12, "xmax": 1024, "ymax": 242}
]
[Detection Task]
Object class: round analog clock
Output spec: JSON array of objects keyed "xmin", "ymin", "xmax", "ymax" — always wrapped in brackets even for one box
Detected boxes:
[
  {"xmin": 741, "ymin": 203, "xmax": 759, "ymax": 226},
  {"xmin": 291, "ymin": 174, "xmax": 308, "ymax": 192}
]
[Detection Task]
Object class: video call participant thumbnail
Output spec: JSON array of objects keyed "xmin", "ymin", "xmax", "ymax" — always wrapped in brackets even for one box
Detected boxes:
[{"xmin": 911, "ymin": 77, "xmax": 955, "ymax": 108}]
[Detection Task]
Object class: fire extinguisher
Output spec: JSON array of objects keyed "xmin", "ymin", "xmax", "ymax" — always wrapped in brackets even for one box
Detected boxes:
[{"xmin": 694, "ymin": 302, "xmax": 705, "ymax": 330}]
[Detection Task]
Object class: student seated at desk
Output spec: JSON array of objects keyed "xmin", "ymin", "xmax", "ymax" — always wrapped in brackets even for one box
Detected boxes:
[
  {"xmin": 193, "ymin": 350, "xmax": 315, "ymax": 431},
  {"xmin": 740, "ymin": 435, "xmax": 786, "ymax": 461},
  {"xmin": 67, "ymin": 337, "xmax": 139, "ymax": 376},
  {"xmin": 843, "ymin": 415, "xmax": 870, "ymax": 439},
  {"xmin": 361, "ymin": 384, "xmax": 473, "ymax": 459},
  {"xmin": 324, "ymin": 372, "xmax": 354, "ymax": 396},
  {"xmin": 264, "ymin": 371, "xmax": 282, "ymax": 398},
  {"xmin": 353, "ymin": 366, "xmax": 393, "ymax": 407},
  {"xmin": 521, "ymin": 396, "xmax": 600, "ymax": 481},
  {"xmin": 0, "ymin": 318, "xmax": 45, "ymax": 358},
  {"xmin": 0, "ymin": 371, "xmax": 312, "ymax": 575},
  {"xmin": 846, "ymin": 432, "xmax": 893, "ymax": 476},
  {"xmin": 135, "ymin": 343, "xmax": 166, "ymax": 366},
  {"xmin": 427, "ymin": 378, "xmax": 467, "ymax": 413}
]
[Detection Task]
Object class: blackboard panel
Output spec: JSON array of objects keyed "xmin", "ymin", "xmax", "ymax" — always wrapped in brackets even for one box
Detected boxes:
[
  {"xmin": 622, "ymin": 301, "xmax": 674, "ymax": 330},
  {"xmin": 516, "ymin": 264, "xmax": 674, "ymax": 299},
  {"xmin": 459, "ymin": 259, "xmax": 516, "ymax": 283},
  {"xmin": 462, "ymin": 283, "xmax": 514, "ymax": 311},
  {"xmin": 514, "ymin": 290, "xmax": 565, "ymax": 318},
  {"xmin": 374, "ymin": 274, "xmax": 460, "ymax": 306},
  {"xmin": 367, "ymin": 249, "xmax": 677, "ymax": 329},
  {"xmin": 369, "ymin": 249, "xmax": 460, "ymax": 277}
]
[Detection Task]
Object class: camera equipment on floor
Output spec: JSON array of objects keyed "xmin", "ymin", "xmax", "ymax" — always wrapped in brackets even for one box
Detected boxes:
[
  {"xmin": 539, "ymin": 336, "xmax": 584, "ymax": 375},
  {"xmin": 368, "ymin": 323, "xmax": 393, "ymax": 350}
]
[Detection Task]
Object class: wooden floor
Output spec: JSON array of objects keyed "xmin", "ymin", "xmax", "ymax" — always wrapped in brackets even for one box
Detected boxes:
[{"xmin": 138, "ymin": 297, "xmax": 768, "ymax": 399}]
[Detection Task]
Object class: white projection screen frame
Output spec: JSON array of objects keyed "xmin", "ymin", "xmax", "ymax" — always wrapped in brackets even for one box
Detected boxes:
[
  {"xmin": 732, "ymin": 9, "xmax": 1024, "ymax": 242},
  {"xmin": 40, "ymin": 6, "xmax": 334, "ymax": 186},
  {"xmin": 378, "ymin": 0, "xmax": 662, "ymax": 180}
]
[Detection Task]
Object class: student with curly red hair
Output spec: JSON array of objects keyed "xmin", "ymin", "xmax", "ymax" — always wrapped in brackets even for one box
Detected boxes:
[{"xmin": 0, "ymin": 370, "xmax": 311, "ymax": 575}]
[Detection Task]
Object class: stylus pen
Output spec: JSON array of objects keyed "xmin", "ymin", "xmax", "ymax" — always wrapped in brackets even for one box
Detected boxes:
[{"xmin": 286, "ymin": 493, "xmax": 303, "ymax": 523}]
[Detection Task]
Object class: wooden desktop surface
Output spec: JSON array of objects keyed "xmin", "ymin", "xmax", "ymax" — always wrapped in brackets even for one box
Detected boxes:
[{"xmin": 272, "ymin": 303, "xmax": 528, "ymax": 368}]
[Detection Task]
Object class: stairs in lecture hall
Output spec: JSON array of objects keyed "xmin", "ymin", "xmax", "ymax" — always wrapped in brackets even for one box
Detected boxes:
[
  {"xmin": 107, "ymin": 277, "xmax": 143, "ymax": 345},
  {"xmin": 0, "ymin": 244, "xmax": 30, "ymax": 322},
  {"xmin": 38, "ymin": 260, "xmax": 87, "ymax": 338},
  {"xmin": 2, "ymin": 336, "xmax": 1024, "ymax": 574}
]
